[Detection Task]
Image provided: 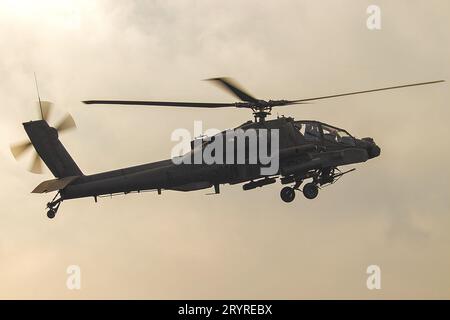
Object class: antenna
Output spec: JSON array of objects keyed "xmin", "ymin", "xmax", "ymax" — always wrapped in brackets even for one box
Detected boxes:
[{"xmin": 34, "ymin": 72, "xmax": 44, "ymax": 120}]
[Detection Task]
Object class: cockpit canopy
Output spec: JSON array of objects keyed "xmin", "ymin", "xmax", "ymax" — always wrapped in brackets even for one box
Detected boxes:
[{"xmin": 293, "ymin": 121, "xmax": 356, "ymax": 146}]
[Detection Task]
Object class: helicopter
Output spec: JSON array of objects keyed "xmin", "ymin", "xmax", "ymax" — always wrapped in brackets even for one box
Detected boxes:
[{"xmin": 10, "ymin": 77, "xmax": 444, "ymax": 219}]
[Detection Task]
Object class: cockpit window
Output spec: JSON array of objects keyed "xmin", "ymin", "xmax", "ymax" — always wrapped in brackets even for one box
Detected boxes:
[
  {"xmin": 322, "ymin": 125, "xmax": 338, "ymax": 143},
  {"xmin": 322, "ymin": 124, "xmax": 355, "ymax": 146},
  {"xmin": 295, "ymin": 121, "xmax": 355, "ymax": 146},
  {"xmin": 294, "ymin": 122, "xmax": 321, "ymax": 142}
]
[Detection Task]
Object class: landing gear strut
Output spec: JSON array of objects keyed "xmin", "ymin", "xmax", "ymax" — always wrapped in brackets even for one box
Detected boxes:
[
  {"xmin": 279, "ymin": 167, "xmax": 356, "ymax": 203},
  {"xmin": 46, "ymin": 192, "xmax": 63, "ymax": 219}
]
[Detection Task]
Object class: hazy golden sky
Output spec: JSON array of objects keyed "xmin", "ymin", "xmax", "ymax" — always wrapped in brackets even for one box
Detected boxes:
[{"xmin": 0, "ymin": 0, "xmax": 449, "ymax": 299}]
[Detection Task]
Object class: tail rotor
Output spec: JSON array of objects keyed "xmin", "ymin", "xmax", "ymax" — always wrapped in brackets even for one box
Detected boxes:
[{"xmin": 10, "ymin": 101, "xmax": 76, "ymax": 174}]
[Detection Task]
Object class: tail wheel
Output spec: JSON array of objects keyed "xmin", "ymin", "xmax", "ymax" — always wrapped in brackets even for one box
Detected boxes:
[
  {"xmin": 47, "ymin": 209, "xmax": 56, "ymax": 219},
  {"xmin": 303, "ymin": 183, "xmax": 319, "ymax": 200},
  {"xmin": 280, "ymin": 187, "xmax": 296, "ymax": 203}
]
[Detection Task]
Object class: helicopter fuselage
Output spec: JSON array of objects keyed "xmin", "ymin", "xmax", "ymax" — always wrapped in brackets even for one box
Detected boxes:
[{"xmin": 55, "ymin": 116, "xmax": 380, "ymax": 200}]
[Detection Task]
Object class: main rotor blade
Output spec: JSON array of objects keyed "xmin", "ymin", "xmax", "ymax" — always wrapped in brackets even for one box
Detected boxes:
[
  {"xmin": 29, "ymin": 152, "xmax": 43, "ymax": 174},
  {"xmin": 291, "ymin": 80, "xmax": 445, "ymax": 103},
  {"xmin": 83, "ymin": 100, "xmax": 236, "ymax": 108},
  {"xmin": 55, "ymin": 114, "xmax": 76, "ymax": 132},
  {"xmin": 270, "ymin": 100, "xmax": 311, "ymax": 107},
  {"xmin": 206, "ymin": 77, "xmax": 258, "ymax": 103},
  {"xmin": 10, "ymin": 140, "xmax": 32, "ymax": 159}
]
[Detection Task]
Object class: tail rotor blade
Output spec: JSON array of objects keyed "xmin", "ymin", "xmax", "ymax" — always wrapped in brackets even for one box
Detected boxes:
[
  {"xmin": 55, "ymin": 114, "xmax": 76, "ymax": 132},
  {"xmin": 29, "ymin": 152, "xmax": 43, "ymax": 174},
  {"xmin": 10, "ymin": 140, "xmax": 32, "ymax": 159}
]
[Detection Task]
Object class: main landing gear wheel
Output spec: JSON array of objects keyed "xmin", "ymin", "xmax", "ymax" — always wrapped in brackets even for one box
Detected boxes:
[
  {"xmin": 303, "ymin": 183, "xmax": 319, "ymax": 200},
  {"xmin": 280, "ymin": 187, "xmax": 296, "ymax": 203}
]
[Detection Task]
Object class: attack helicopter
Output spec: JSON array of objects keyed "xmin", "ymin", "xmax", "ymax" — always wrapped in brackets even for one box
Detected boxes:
[{"xmin": 10, "ymin": 77, "xmax": 444, "ymax": 219}]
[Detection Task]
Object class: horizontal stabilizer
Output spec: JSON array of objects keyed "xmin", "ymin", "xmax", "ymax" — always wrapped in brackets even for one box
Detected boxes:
[{"xmin": 32, "ymin": 176, "xmax": 79, "ymax": 193}]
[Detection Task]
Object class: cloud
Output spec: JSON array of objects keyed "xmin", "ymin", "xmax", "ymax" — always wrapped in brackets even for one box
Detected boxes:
[{"xmin": 0, "ymin": 0, "xmax": 449, "ymax": 299}]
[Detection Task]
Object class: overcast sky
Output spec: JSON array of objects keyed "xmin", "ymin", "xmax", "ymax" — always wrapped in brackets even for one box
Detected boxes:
[{"xmin": 0, "ymin": 0, "xmax": 449, "ymax": 299}]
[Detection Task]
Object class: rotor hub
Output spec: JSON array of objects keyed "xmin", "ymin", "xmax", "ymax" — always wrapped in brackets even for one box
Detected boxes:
[{"xmin": 252, "ymin": 106, "xmax": 272, "ymax": 122}]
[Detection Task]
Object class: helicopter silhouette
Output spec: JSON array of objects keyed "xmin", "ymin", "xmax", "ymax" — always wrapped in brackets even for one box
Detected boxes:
[{"xmin": 10, "ymin": 77, "xmax": 444, "ymax": 219}]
